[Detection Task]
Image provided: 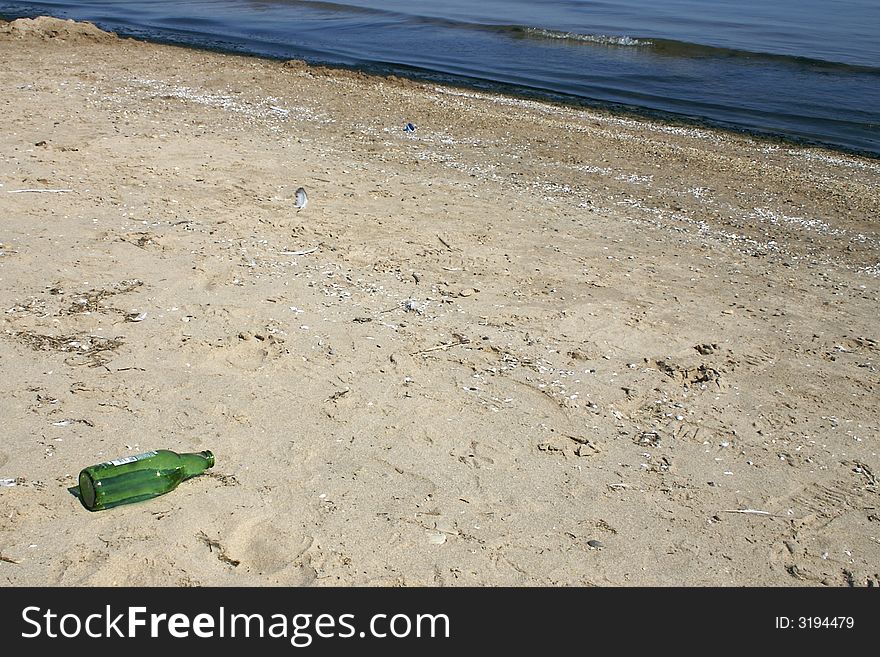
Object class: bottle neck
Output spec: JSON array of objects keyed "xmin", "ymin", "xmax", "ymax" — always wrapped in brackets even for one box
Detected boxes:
[{"xmin": 178, "ymin": 450, "xmax": 214, "ymax": 479}]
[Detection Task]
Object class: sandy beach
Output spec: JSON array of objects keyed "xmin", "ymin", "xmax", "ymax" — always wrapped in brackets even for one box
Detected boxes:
[{"xmin": 1, "ymin": 17, "xmax": 878, "ymax": 586}]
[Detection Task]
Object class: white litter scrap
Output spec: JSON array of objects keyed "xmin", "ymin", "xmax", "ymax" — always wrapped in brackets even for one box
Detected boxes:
[
  {"xmin": 1, "ymin": 478, "xmax": 18, "ymax": 487},
  {"xmin": 279, "ymin": 247, "xmax": 318, "ymax": 256},
  {"xmin": 403, "ymin": 299, "xmax": 425, "ymax": 314},
  {"xmin": 294, "ymin": 187, "xmax": 308, "ymax": 209}
]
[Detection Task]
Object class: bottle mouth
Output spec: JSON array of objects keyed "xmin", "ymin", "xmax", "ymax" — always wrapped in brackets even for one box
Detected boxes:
[
  {"xmin": 201, "ymin": 450, "xmax": 215, "ymax": 468},
  {"xmin": 78, "ymin": 471, "xmax": 97, "ymax": 510}
]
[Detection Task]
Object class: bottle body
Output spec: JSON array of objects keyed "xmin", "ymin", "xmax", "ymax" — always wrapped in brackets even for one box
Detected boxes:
[{"xmin": 78, "ymin": 449, "xmax": 214, "ymax": 511}]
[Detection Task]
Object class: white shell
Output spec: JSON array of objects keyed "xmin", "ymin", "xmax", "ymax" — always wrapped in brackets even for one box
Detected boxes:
[{"xmin": 294, "ymin": 187, "xmax": 308, "ymax": 209}]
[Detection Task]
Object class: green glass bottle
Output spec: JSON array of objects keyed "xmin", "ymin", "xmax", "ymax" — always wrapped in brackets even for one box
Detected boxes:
[{"xmin": 78, "ymin": 449, "xmax": 214, "ymax": 511}]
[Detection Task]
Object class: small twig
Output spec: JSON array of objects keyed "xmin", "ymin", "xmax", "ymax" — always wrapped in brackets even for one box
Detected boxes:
[
  {"xmin": 437, "ymin": 234, "xmax": 453, "ymax": 250},
  {"xmin": 326, "ymin": 389, "xmax": 350, "ymax": 402},
  {"xmin": 279, "ymin": 247, "xmax": 318, "ymax": 256},
  {"xmin": 8, "ymin": 188, "xmax": 73, "ymax": 194},
  {"xmin": 414, "ymin": 336, "xmax": 470, "ymax": 355},
  {"xmin": 197, "ymin": 531, "xmax": 240, "ymax": 567},
  {"xmin": 0, "ymin": 553, "xmax": 20, "ymax": 564}
]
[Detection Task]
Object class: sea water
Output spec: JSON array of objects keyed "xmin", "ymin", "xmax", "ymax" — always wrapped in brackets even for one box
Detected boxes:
[{"xmin": 2, "ymin": 0, "xmax": 878, "ymax": 155}]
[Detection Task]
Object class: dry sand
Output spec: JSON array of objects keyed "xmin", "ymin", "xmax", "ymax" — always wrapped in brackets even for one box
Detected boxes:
[{"xmin": 0, "ymin": 17, "xmax": 878, "ymax": 586}]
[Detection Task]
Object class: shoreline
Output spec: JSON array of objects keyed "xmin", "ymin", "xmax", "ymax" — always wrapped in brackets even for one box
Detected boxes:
[
  {"xmin": 2, "ymin": 11, "xmax": 879, "ymax": 159},
  {"xmin": 0, "ymin": 17, "xmax": 878, "ymax": 587}
]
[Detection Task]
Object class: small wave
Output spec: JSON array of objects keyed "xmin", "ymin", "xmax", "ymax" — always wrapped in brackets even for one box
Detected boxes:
[
  {"xmin": 506, "ymin": 25, "xmax": 878, "ymax": 73},
  {"xmin": 644, "ymin": 38, "xmax": 880, "ymax": 74},
  {"xmin": 516, "ymin": 27, "xmax": 651, "ymax": 48}
]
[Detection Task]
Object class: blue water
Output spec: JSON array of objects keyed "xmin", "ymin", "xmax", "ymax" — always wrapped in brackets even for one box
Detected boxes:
[{"xmin": 2, "ymin": 0, "xmax": 879, "ymax": 155}]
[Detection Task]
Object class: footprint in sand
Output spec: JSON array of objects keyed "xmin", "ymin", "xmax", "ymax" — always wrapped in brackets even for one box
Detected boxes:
[
  {"xmin": 223, "ymin": 332, "xmax": 286, "ymax": 371},
  {"xmin": 223, "ymin": 514, "xmax": 316, "ymax": 584}
]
